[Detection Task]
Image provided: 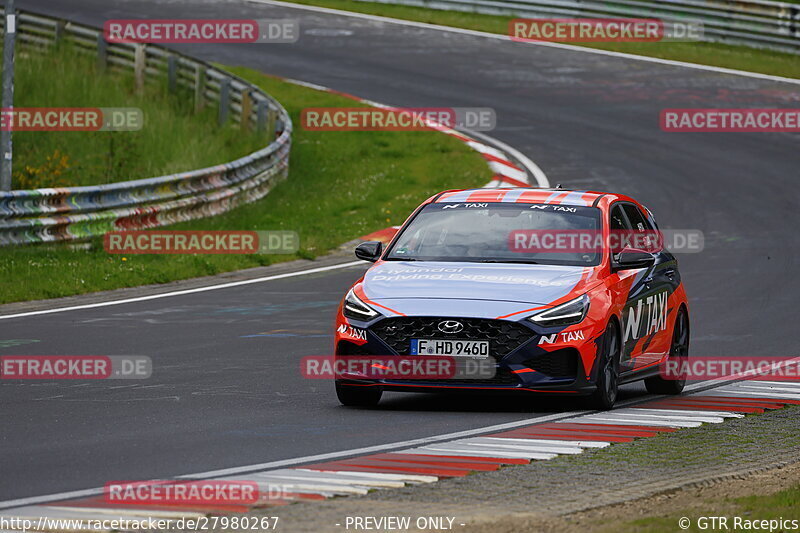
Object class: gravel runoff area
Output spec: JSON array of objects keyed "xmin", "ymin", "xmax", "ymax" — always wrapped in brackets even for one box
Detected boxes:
[{"xmin": 243, "ymin": 404, "xmax": 800, "ymax": 532}]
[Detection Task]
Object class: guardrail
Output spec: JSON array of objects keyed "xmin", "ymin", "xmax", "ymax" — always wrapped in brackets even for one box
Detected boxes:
[
  {"xmin": 360, "ymin": 0, "xmax": 800, "ymax": 53},
  {"xmin": 0, "ymin": 9, "xmax": 292, "ymax": 246}
]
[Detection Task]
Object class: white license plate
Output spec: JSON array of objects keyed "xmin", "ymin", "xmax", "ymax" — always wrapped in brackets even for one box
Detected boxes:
[{"xmin": 410, "ymin": 339, "xmax": 490, "ymax": 357}]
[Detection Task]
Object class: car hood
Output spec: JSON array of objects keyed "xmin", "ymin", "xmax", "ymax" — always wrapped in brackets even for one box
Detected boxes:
[{"xmin": 362, "ymin": 261, "xmax": 593, "ymax": 308}]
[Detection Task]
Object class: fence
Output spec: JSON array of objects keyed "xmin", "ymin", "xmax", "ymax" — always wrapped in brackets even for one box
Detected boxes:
[
  {"xmin": 359, "ymin": 0, "xmax": 800, "ymax": 53},
  {"xmin": 0, "ymin": 9, "xmax": 292, "ymax": 246}
]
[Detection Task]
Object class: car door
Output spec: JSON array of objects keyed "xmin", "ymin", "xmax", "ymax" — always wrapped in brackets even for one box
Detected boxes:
[{"xmin": 616, "ymin": 203, "xmax": 676, "ymax": 370}]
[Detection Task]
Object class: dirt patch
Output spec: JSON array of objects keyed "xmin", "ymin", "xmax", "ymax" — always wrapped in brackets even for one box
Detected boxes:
[{"xmin": 462, "ymin": 460, "xmax": 800, "ymax": 532}]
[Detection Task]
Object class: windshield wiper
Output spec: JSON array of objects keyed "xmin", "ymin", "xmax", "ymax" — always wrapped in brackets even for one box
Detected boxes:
[{"xmin": 478, "ymin": 259, "xmax": 540, "ymax": 264}]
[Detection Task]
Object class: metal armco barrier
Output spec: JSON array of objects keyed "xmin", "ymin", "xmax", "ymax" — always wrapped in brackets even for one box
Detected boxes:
[
  {"xmin": 0, "ymin": 9, "xmax": 292, "ymax": 246},
  {"xmin": 359, "ymin": 0, "xmax": 800, "ymax": 53}
]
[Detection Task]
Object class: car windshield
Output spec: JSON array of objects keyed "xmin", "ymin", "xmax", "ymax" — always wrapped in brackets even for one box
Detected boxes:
[{"xmin": 385, "ymin": 202, "xmax": 602, "ymax": 266}]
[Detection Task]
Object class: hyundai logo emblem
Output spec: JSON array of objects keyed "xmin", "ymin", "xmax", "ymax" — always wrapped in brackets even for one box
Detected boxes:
[{"xmin": 438, "ymin": 320, "xmax": 464, "ymax": 334}]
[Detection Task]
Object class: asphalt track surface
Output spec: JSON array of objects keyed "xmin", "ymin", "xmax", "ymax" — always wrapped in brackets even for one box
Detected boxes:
[{"xmin": 2, "ymin": 0, "xmax": 799, "ymax": 503}]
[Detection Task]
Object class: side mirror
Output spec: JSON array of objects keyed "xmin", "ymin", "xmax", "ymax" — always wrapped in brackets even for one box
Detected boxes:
[
  {"xmin": 355, "ymin": 241, "xmax": 383, "ymax": 262},
  {"xmin": 614, "ymin": 247, "xmax": 655, "ymax": 270}
]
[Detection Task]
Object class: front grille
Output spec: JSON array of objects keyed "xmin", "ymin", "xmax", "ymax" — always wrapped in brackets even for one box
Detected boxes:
[
  {"xmin": 522, "ymin": 348, "xmax": 579, "ymax": 378},
  {"xmin": 371, "ymin": 317, "xmax": 535, "ymax": 357}
]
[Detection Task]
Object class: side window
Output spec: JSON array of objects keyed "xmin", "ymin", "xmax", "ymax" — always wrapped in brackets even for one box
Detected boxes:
[
  {"xmin": 643, "ymin": 206, "xmax": 659, "ymax": 230},
  {"xmin": 622, "ymin": 204, "xmax": 648, "ymax": 232},
  {"xmin": 610, "ymin": 205, "xmax": 630, "ymax": 231},
  {"xmin": 609, "ymin": 205, "xmax": 631, "ymax": 256},
  {"xmin": 622, "ymin": 203, "xmax": 661, "ymax": 252}
]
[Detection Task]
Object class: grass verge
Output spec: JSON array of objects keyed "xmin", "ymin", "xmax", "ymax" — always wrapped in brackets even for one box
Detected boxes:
[
  {"xmin": 0, "ymin": 67, "xmax": 492, "ymax": 304},
  {"xmin": 279, "ymin": 0, "xmax": 800, "ymax": 80},
  {"xmin": 614, "ymin": 483, "xmax": 800, "ymax": 532},
  {"xmin": 10, "ymin": 44, "xmax": 265, "ymax": 188}
]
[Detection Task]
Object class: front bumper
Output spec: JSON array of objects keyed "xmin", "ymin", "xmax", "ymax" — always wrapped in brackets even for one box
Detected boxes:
[{"xmin": 334, "ymin": 314, "xmax": 602, "ymax": 394}]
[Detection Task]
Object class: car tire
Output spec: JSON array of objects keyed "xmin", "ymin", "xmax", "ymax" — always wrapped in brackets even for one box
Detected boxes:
[
  {"xmin": 587, "ymin": 322, "xmax": 621, "ymax": 411},
  {"xmin": 335, "ymin": 381, "xmax": 383, "ymax": 407},
  {"xmin": 645, "ymin": 308, "xmax": 690, "ymax": 395}
]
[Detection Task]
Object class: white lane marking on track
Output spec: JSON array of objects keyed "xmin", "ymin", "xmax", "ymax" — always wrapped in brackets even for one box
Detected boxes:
[
  {"xmin": 458, "ymin": 438, "xmax": 585, "ymax": 454},
  {"xmin": 720, "ymin": 388, "xmax": 800, "ymax": 398},
  {"xmin": 630, "ymin": 408, "xmax": 743, "ymax": 418},
  {"xmin": 0, "ymin": 380, "xmax": 732, "ymax": 510},
  {"xmin": 236, "ymin": 472, "xmax": 374, "ymax": 491},
  {"xmin": 0, "ymin": 375, "xmax": 788, "ymax": 510},
  {"xmin": 0, "ymin": 409, "xmax": 590, "ymax": 510},
  {"xmin": 609, "ymin": 410, "xmax": 726, "ymax": 423},
  {"xmin": 180, "ymin": 410, "xmax": 591, "ymax": 478},
  {"xmin": 697, "ymin": 389, "xmax": 800, "ymax": 400},
  {"xmin": 418, "ymin": 444, "xmax": 558, "ymax": 460},
  {"xmin": 276, "ymin": 75, "xmax": 547, "ymax": 187},
  {"xmin": 731, "ymin": 384, "xmax": 800, "ymax": 393},
  {"xmin": 488, "ymin": 161, "xmax": 528, "ymax": 181},
  {"xmin": 247, "ymin": 0, "xmax": 800, "ymax": 86},
  {"xmin": 0, "ymin": 261, "xmax": 366, "ymax": 321},
  {"xmin": 402, "ymin": 446, "xmax": 550, "ymax": 459},
  {"xmin": 734, "ymin": 380, "xmax": 800, "ymax": 387},
  {"xmin": 481, "ymin": 438, "xmax": 609, "ymax": 448},
  {"xmin": 248, "ymin": 479, "xmax": 369, "ymax": 495},
  {"xmin": 299, "ymin": 470, "xmax": 436, "ymax": 483},
  {"xmin": 741, "ymin": 381, "xmax": 800, "ymax": 387},
  {"xmin": 463, "ymin": 435, "xmax": 584, "ymax": 447},
  {"xmin": 568, "ymin": 417, "xmax": 702, "ymax": 428},
  {"xmin": 277, "ymin": 68, "xmax": 547, "ymax": 187},
  {"xmin": 463, "ymin": 436, "xmax": 586, "ymax": 450},
  {"xmin": 466, "ymin": 141, "xmax": 507, "ymax": 160},
  {"xmin": 468, "ymin": 130, "xmax": 549, "ymax": 187},
  {"xmin": 305, "ymin": 470, "xmax": 436, "ymax": 483},
  {"xmin": 254, "ymin": 470, "xmax": 405, "ymax": 487}
]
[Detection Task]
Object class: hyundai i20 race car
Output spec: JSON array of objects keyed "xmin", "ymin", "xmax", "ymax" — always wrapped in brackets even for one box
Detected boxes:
[{"xmin": 334, "ymin": 188, "xmax": 690, "ymax": 410}]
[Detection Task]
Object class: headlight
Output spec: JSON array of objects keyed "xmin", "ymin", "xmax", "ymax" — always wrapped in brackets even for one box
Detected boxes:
[
  {"xmin": 528, "ymin": 295, "xmax": 589, "ymax": 327},
  {"xmin": 343, "ymin": 289, "xmax": 380, "ymax": 321}
]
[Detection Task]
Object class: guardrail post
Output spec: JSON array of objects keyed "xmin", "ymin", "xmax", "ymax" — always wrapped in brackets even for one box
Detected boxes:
[
  {"xmin": 134, "ymin": 44, "xmax": 146, "ymax": 93},
  {"xmin": 54, "ymin": 20, "xmax": 66, "ymax": 44},
  {"xmin": 267, "ymin": 107, "xmax": 277, "ymax": 140},
  {"xmin": 96, "ymin": 34, "xmax": 107, "ymax": 72},
  {"xmin": 0, "ymin": 0, "xmax": 16, "ymax": 191},
  {"xmin": 194, "ymin": 65, "xmax": 206, "ymax": 112},
  {"xmin": 218, "ymin": 77, "xmax": 230, "ymax": 126},
  {"xmin": 240, "ymin": 90, "xmax": 253, "ymax": 131},
  {"xmin": 256, "ymin": 100, "xmax": 268, "ymax": 134},
  {"xmin": 167, "ymin": 54, "xmax": 177, "ymax": 93}
]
